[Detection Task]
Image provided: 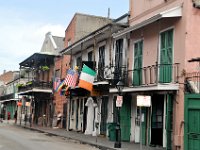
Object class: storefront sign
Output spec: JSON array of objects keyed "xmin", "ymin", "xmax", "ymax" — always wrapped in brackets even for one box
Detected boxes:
[
  {"xmin": 116, "ymin": 96, "xmax": 123, "ymax": 107},
  {"xmin": 137, "ymin": 95, "xmax": 151, "ymax": 107}
]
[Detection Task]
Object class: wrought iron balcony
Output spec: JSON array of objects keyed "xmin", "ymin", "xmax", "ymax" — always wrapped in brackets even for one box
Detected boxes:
[
  {"xmin": 185, "ymin": 71, "xmax": 200, "ymax": 93},
  {"xmin": 95, "ymin": 65, "xmax": 127, "ymax": 86},
  {"xmin": 127, "ymin": 63, "xmax": 179, "ymax": 87},
  {"xmin": 18, "ymin": 80, "xmax": 53, "ymax": 93}
]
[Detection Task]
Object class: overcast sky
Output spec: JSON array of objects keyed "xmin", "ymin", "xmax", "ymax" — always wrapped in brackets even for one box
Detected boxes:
[{"xmin": 0, "ymin": 0, "xmax": 129, "ymax": 74}]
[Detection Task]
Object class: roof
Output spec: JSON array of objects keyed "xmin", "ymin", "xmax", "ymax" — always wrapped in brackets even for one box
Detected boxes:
[
  {"xmin": 113, "ymin": 6, "xmax": 182, "ymax": 38},
  {"xmin": 61, "ymin": 22, "xmax": 128, "ymax": 55},
  {"xmin": 52, "ymin": 36, "xmax": 65, "ymax": 51},
  {"xmin": 19, "ymin": 52, "xmax": 56, "ymax": 68}
]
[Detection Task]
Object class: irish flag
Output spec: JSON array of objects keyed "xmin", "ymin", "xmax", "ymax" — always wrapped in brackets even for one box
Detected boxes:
[{"xmin": 78, "ymin": 64, "xmax": 96, "ymax": 91}]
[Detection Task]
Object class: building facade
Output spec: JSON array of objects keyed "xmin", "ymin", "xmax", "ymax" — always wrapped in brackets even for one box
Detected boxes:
[{"xmin": 111, "ymin": 0, "xmax": 200, "ymax": 149}]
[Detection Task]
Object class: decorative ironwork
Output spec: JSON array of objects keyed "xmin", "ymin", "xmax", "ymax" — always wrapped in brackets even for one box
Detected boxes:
[
  {"xmin": 185, "ymin": 71, "xmax": 200, "ymax": 93},
  {"xmin": 127, "ymin": 63, "xmax": 179, "ymax": 87},
  {"xmin": 18, "ymin": 80, "xmax": 53, "ymax": 92},
  {"xmin": 95, "ymin": 63, "xmax": 179, "ymax": 87}
]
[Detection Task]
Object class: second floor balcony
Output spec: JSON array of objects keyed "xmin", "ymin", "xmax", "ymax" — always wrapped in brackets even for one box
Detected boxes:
[
  {"xmin": 103, "ymin": 63, "xmax": 180, "ymax": 93},
  {"xmin": 127, "ymin": 63, "xmax": 180, "ymax": 87},
  {"xmin": 18, "ymin": 80, "xmax": 53, "ymax": 94}
]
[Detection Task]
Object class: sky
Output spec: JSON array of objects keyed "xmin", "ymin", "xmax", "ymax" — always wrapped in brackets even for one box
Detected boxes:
[{"xmin": 0, "ymin": 0, "xmax": 129, "ymax": 75}]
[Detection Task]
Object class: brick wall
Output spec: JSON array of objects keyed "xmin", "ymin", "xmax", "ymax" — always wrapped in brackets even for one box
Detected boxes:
[
  {"xmin": 54, "ymin": 55, "xmax": 70, "ymax": 114},
  {"xmin": 0, "ymin": 71, "xmax": 14, "ymax": 84}
]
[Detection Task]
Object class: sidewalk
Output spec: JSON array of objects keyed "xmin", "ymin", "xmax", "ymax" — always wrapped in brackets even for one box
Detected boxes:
[{"xmin": 16, "ymin": 121, "xmax": 164, "ymax": 150}]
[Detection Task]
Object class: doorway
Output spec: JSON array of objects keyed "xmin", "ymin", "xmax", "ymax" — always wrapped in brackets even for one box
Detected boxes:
[{"xmin": 151, "ymin": 94, "xmax": 164, "ymax": 146}]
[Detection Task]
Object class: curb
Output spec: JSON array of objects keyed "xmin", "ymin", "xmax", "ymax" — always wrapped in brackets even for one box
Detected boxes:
[{"xmin": 18, "ymin": 125, "xmax": 116, "ymax": 150}]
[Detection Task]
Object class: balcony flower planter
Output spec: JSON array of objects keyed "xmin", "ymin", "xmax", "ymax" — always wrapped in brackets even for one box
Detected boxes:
[
  {"xmin": 40, "ymin": 66, "xmax": 50, "ymax": 71},
  {"xmin": 26, "ymin": 81, "xmax": 33, "ymax": 86},
  {"xmin": 16, "ymin": 83, "xmax": 25, "ymax": 89}
]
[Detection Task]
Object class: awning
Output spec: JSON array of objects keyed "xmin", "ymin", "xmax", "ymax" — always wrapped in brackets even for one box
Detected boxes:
[
  {"xmin": 113, "ymin": 5, "xmax": 182, "ymax": 38},
  {"xmin": 18, "ymin": 88, "xmax": 52, "ymax": 95},
  {"xmin": 0, "ymin": 99, "xmax": 19, "ymax": 103}
]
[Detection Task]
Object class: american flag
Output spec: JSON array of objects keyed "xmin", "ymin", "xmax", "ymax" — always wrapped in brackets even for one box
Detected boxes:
[{"xmin": 64, "ymin": 68, "xmax": 78, "ymax": 88}]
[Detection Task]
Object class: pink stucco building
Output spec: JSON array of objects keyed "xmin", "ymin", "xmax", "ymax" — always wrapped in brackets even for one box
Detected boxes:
[{"xmin": 112, "ymin": 0, "xmax": 200, "ymax": 149}]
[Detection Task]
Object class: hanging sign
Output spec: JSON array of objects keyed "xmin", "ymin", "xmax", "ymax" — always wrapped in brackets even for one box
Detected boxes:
[
  {"xmin": 116, "ymin": 96, "xmax": 123, "ymax": 107},
  {"xmin": 137, "ymin": 95, "xmax": 151, "ymax": 107}
]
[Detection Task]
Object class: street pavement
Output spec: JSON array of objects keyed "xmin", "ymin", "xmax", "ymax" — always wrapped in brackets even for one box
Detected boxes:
[
  {"xmin": 9, "ymin": 119, "xmax": 165, "ymax": 150},
  {"xmin": 0, "ymin": 120, "xmax": 99, "ymax": 150}
]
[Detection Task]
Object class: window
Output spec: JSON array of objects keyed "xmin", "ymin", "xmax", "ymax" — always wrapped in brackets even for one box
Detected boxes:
[
  {"xmin": 133, "ymin": 40, "xmax": 143, "ymax": 86},
  {"xmin": 115, "ymin": 39, "xmax": 123, "ymax": 68},
  {"xmin": 68, "ymin": 39, "xmax": 71, "ymax": 47},
  {"xmin": 98, "ymin": 46, "xmax": 105, "ymax": 80},
  {"xmin": 55, "ymin": 69, "xmax": 60, "ymax": 78},
  {"xmin": 159, "ymin": 29, "xmax": 173, "ymax": 83},
  {"xmin": 76, "ymin": 56, "xmax": 82, "ymax": 71},
  {"xmin": 88, "ymin": 51, "xmax": 93, "ymax": 61}
]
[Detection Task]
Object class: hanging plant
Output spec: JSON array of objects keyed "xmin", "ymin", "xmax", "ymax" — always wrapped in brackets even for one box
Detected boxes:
[
  {"xmin": 41, "ymin": 65, "xmax": 50, "ymax": 71},
  {"xmin": 26, "ymin": 81, "xmax": 33, "ymax": 85},
  {"xmin": 16, "ymin": 83, "xmax": 25, "ymax": 88}
]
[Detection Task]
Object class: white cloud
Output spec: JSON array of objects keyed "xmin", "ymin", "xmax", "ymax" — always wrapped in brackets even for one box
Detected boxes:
[{"xmin": 0, "ymin": 10, "xmax": 65, "ymax": 74}]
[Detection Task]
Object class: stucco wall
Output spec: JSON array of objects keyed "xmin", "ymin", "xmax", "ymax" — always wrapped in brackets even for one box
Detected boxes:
[{"xmin": 185, "ymin": 0, "xmax": 200, "ymax": 72}]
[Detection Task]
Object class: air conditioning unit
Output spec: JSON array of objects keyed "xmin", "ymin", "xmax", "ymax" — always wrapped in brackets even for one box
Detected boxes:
[{"xmin": 193, "ymin": 0, "xmax": 200, "ymax": 8}]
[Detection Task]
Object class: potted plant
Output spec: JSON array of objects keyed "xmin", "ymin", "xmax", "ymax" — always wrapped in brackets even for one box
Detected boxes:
[{"xmin": 41, "ymin": 65, "xmax": 50, "ymax": 71}]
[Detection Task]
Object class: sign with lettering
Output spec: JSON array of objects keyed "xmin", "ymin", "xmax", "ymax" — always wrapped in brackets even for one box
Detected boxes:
[
  {"xmin": 137, "ymin": 95, "xmax": 151, "ymax": 107},
  {"xmin": 116, "ymin": 96, "xmax": 123, "ymax": 107}
]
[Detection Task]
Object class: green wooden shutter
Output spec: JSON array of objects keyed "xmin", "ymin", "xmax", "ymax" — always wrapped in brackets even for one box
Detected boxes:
[
  {"xmin": 120, "ymin": 96, "xmax": 131, "ymax": 142},
  {"xmin": 160, "ymin": 29, "xmax": 173, "ymax": 83},
  {"xmin": 166, "ymin": 94, "xmax": 173, "ymax": 150},
  {"xmin": 133, "ymin": 40, "xmax": 143, "ymax": 86}
]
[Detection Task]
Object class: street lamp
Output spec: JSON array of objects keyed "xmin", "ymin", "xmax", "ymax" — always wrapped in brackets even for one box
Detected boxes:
[{"xmin": 114, "ymin": 78, "xmax": 124, "ymax": 148}]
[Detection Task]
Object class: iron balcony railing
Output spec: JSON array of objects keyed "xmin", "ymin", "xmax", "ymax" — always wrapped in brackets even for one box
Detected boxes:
[
  {"xmin": 95, "ymin": 63, "xmax": 179, "ymax": 87},
  {"xmin": 185, "ymin": 71, "xmax": 200, "ymax": 93},
  {"xmin": 127, "ymin": 63, "xmax": 179, "ymax": 87},
  {"xmin": 95, "ymin": 64, "xmax": 127, "ymax": 87},
  {"xmin": 18, "ymin": 80, "xmax": 53, "ymax": 92}
]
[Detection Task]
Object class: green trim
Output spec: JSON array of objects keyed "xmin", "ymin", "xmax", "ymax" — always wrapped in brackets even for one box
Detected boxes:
[
  {"xmin": 184, "ymin": 94, "xmax": 200, "ymax": 150},
  {"xmin": 166, "ymin": 94, "xmax": 173, "ymax": 150},
  {"xmin": 133, "ymin": 40, "xmax": 143, "ymax": 86},
  {"xmin": 159, "ymin": 29, "xmax": 173, "ymax": 83}
]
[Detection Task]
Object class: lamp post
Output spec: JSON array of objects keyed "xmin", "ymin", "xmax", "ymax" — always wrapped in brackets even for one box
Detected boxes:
[{"xmin": 114, "ymin": 78, "xmax": 124, "ymax": 148}]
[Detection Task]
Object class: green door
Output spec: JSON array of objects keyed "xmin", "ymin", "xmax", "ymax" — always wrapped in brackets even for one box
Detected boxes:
[
  {"xmin": 185, "ymin": 94, "xmax": 200, "ymax": 150},
  {"xmin": 100, "ymin": 96, "xmax": 108, "ymax": 135},
  {"xmin": 133, "ymin": 40, "xmax": 143, "ymax": 86},
  {"xmin": 166, "ymin": 94, "xmax": 173, "ymax": 150},
  {"xmin": 120, "ymin": 95, "xmax": 131, "ymax": 141},
  {"xmin": 160, "ymin": 29, "xmax": 173, "ymax": 83}
]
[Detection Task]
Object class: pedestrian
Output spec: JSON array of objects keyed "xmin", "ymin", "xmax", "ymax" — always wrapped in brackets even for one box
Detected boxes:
[
  {"xmin": 14, "ymin": 110, "xmax": 17, "ymax": 124},
  {"xmin": 7, "ymin": 112, "xmax": 11, "ymax": 123},
  {"xmin": 54, "ymin": 111, "xmax": 62, "ymax": 128}
]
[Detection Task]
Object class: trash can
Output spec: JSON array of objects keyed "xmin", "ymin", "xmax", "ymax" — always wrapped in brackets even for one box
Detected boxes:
[{"xmin": 107, "ymin": 123, "xmax": 116, "ymax": 141}]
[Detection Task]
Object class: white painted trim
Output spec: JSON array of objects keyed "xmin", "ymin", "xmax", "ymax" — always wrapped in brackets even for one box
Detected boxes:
[
  {"xmin": 18, "ymin": 88, "xmax": 52, "ymax": 95},
  {"xmin": 113, "ymin": 5, "xmax": 182, "ymax": 39},
  {"xmin": 93, "ymin": 81, "xmax": 109, "ymax": 85},
  {"xmin": 109, "ymin": 83, "xmax": 179, "ymax": 93},
  {"xmin": 97, "ymin": 40, "xmax": 106, "ymax": 48},
  {"xmin": 87, "ymin": 46, "xmax": 93, "ymax": 53}
]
